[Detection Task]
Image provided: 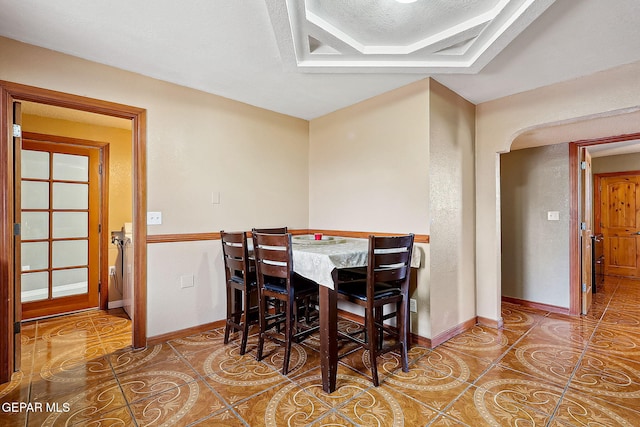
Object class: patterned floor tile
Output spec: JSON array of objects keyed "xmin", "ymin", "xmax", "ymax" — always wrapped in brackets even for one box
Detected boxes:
[
  {"xmin": 116, "ymin": 357, "xmax": 200, "ymax": 405},
  {"xmin": 473, "ymin": 365, "xmax": 565, "ymax": 415},
  {"xmin": 589, "ymin": 324, "xmax": 640, "ymax": 360},
  {"xmin": 168, "ymin": 328, "xmax": 226, "ymax": 357},
  {"xmin": 600, "ymin": 307, "xmax": 640, "ymax": 330},
  {"xmin": 498, "ymin": 343, "xmax": 582, "ymax": 386},
  {"xmin": 501, "ymin": 303, "xmax": 547, "ymax": 331},
  {"xmin": 550, "ymin": 387, "xmax": 639, "ymax": 426},
  {"xmin": 233, "ymin": 379, "xmax": 331, "ymax": 426},
  {"xmin": 381, "ymin": 355, "xmax": 471, "ymax": 411},
  {"xmin": 439, "ymin": 325, "xmax": 523, "ymax": 363},
  {"xmin": 129, "ymin": 379, "xmax": 227, "ymax": 426},
  {"xmin": 190, "ymin": 409, "xmax": 248, "ymax": 426},
  {"xmin": 567, "ymin": 350, "xmax": 640, "ymax": 409},
  {"xmin": 307, "ymin": 411, "xmax": 361, "ymax": 426},
  {"xmin": 445, "ymin": 383, "xmax": 554, "ymax": 426},
  {"xmin": 337, "ymin": 383, "xmax": 437, "ymax": 427},
  {"xmin": 0, "ymin": 370, "xmax": 30, "ymax": 427},
  {"xmin": 520, "ymin": 316, "xmax": 596, "ymax": 349},
  {"xmin": 27, "ymin": 377, "xmax": 129, "ymax": 427},
  {"xmin": 29, "ymin": 352, "xmax": 115, "ymax": 402},
  {"xmin": 202, "ymin": 356, "xmax": 287, "ymax": 406},
  {"xmin": 108, "ymin": 342, "xmax": 180, "ymax": 375}
]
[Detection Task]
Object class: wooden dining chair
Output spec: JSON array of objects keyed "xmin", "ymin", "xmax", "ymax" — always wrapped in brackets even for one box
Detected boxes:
[
  {"xmin": 337, "ymin": 234, "xmax": 415, "ymax": 386},
  {"xmin": 220, "ymin": 230, "xmax": 258, "ymax": 355},
  {"xmin": 252, "ymin": 226, "xmax": 288, "ymax": 234},
  {"xmin": 252, "ymin": 232, "xmax": 319, "ymax": 374}
]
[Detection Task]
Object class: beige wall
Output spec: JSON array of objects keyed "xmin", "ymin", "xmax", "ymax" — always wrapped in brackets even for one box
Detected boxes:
[
  {"xmin": 476, "ymin": 60, "xmax": 640, "ymax": 321},
  {"xmin": 0, "ymin": 37, "xmax": 310, "ymax": 336},
  {"xmin": 308, "ymin": 80, "xmax": 430, "ymax": 234},
  {"xmin": 428, "ymin": 80, "xmax": 476, "ymax": 338},
  {"xmin": 309, "ymin": 79, "xmax": 475, "ymax": 339},
  {"xmin": 592, "ymin": 152, "xmax": 640, "ymax": 174},
  {"xmin": 309, "ymin": 80, "xmax": 431, "ymax": 335},
  {"xmin": 501, "ymin": 144, "xmax": 570, "ymax": 308},
  {"xmin": 21, "ymin": 114, "xmax": 133, "ymax": 303}
]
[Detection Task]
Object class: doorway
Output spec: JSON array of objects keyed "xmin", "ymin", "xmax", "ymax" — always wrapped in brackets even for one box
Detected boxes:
[
  {"xmin": 0, "ymin": 80, "xmax": 147, "ymax": 384},
  {"xmin": 569, "ymin": 133, "xmax": 640, "ymax": 315}
]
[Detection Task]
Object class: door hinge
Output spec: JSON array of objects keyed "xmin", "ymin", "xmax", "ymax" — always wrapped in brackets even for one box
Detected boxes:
[
  {"xmin": 582, "ymin": 283, "xmax": 587, "ymax": 292},
  {"xmin": 12, "ymin": 124, "xmax": 21, "ymax": 138},
  {"xmin": 98, "ymin": 224, "xmax": 102, "ymax": 233},
  {"xmin": 14, "ymin": 321, "xmax": 20, "ymax": 334},
  {"xmin": 581, "ymin": 161, "xmax": 587, "ymax": 170},
  {"xmin": 580, "ymin": 222, "xmax": 587, "ymax": 231},
  {"xmin": 98, "ymin": 164, "xmax": 103, "ymax": 174},
  {"xmin": 13, "ymin": 223, "xmax": 20, "ymax": 236}
]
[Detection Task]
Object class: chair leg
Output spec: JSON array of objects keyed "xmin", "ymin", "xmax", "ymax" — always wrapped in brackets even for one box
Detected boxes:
[
  {"xmin": 375, "ymin": 307, "xmax": 383, "ymax": 350},
  {"xmin": 400, "ymin": 298, "xmax": 410, "ymax": 372},
  {"xmin": 367, "ymin": 307, "xmax": 380, "ymax": 387},
  {"xmin": 282, "ymin": 297, "xmax": 295, "ymax": 375},
  {"xmin": 240, "ymin": 288, "xmax": 251, "ymax": 355},
  {"xmin": 224, "ymin": 285, "xmax": 233, "ymax": 345},
  {"xmin": 275, "ymin": 300, "xmax": 282, "ymax": 333},
  {"xmin": 256, "ymin": 291, "xmax": 267, "ymax": 362}
]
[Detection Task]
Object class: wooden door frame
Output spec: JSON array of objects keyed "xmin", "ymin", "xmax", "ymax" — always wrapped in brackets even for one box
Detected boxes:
[
  {"xmin": 21, "ymin": 132, "xmax": 109, "ymax": 319},
  {"xmin": 569, "ymin": 132, "xmax": 640, "ymax": 316},
  {"xmin": 0, "ymin": 81, "xmax": 147, "ymax": 383}
]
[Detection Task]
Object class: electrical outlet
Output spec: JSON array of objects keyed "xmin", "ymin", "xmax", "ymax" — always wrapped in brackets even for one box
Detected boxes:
[
  {"xmin": 147, "ymin": 211, "xmax": 162, "ymax": 225},
  {"xmin": 410, "ymin": 298, "xmax": 417, "ymax": 313},
  {"xmin": 109, "ymin": 266, "xmax": 116, "ymax": 275}
]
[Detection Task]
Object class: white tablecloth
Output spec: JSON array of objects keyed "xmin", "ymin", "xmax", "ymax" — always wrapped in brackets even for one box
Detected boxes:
[{"xmin": 292, "ymin": 237, "xmax": 421, "ymax": 290}]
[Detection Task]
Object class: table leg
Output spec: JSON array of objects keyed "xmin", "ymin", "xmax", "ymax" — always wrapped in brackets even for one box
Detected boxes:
[{"xmin": 319, "ymin": 284, "xmax": 337, "ymax": 393}]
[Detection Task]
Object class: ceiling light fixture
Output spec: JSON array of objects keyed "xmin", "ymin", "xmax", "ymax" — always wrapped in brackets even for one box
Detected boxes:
[{"xmin": 395, "ymin": 0, "xmax": 418, "ymax": 3}]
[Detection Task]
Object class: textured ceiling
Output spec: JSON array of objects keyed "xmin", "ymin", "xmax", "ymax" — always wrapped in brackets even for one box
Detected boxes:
[{"xmin": 0, "ymin": 0, "xmax": 639, "ymax": 120}]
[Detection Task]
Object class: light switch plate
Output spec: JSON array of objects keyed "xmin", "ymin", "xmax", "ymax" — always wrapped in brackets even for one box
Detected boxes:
[
  {"xmin": 147, "ymin": 211, "xmax": 162, "ymax": 225},
  {"xmin": 180, "ymin": 275, "xmax": 194, "ymax": 288},
  {"xmin": 547, "ymin": 211, "xmax": 560, "ymax": 221},
  {"xmin": 211, "ymin": 191, "xmax": 220, "ymax": 204}
]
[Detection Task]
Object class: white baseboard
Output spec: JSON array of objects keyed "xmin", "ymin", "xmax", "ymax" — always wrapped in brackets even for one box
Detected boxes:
[{"xmin": 108, "ymin": 300, "xmax": 124, "ymax": 309}]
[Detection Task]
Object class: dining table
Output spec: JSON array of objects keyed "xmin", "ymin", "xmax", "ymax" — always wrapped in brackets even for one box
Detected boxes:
[{"xmin": 289, "ymin": 235, "xmax": 421, "ymax": 394}]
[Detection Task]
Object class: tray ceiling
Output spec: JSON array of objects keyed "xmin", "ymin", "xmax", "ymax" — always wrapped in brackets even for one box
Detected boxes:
[{"xmin": 268, "ymin": 0, "xmax": 556, "ymax": 73}]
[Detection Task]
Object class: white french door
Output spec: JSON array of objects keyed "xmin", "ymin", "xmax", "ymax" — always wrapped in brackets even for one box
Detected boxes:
[{"xmin": 20, "ymin": 138, "xmax": 100, "ymax": 319}]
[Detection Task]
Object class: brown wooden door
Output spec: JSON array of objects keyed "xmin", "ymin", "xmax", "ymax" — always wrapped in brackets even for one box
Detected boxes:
[
  {"xmin": 581, "ymin": 149, "xmax": 593, "ymax": 314},
  {"xmin": 20, "ymin": 138, "xmax": 101, "ymax": 319},
  {"xmin": 600, "ymin": 174, "xmax": 640, "ymax": 278}
]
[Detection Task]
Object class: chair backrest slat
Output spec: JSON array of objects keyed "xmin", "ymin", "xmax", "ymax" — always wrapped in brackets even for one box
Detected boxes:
[
  {"xmin": 220, "ymin": 230, "xmax": 251, "ymax": 283},
  {"xmin": 252, "ymin": 232, "xmax": 293, "ymax": 288},
  {"xmin": 367, "ymin": 234, "xmax": 414, "ymax": 297},
  {"xmin": 373, "ymin": 251, "xmax": 410, "ymax": 266},
  {"xmin": 252, "ymin": 227, "xmax": 288, "ymax": 235},
  {"xmin": 373, "ymin": 265, "xmax": 409, "ymax": 283}
]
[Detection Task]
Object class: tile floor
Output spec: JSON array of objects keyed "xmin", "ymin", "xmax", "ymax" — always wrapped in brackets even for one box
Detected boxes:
[{"xmin": 2, "ymin": 275, "xmax": 640, "ymax": 426}]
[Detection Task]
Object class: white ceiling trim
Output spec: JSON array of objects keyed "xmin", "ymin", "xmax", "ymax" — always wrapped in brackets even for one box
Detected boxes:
[{"xmin": 268, "ymin": 0, "xmax": 557, "ymax": 73}]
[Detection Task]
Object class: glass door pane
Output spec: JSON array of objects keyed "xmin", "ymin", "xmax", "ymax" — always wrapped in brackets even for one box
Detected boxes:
[
  {"xmin": 52, "ymin": 268, "xmax": 88, "ymax": 298},
  {"xmin": 21, "ymin": 272, "xmax": 49, "ymax": 302},
  {"xmin": 52, "ymin": 153, "xmax": 88, "ymax": 181}
]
